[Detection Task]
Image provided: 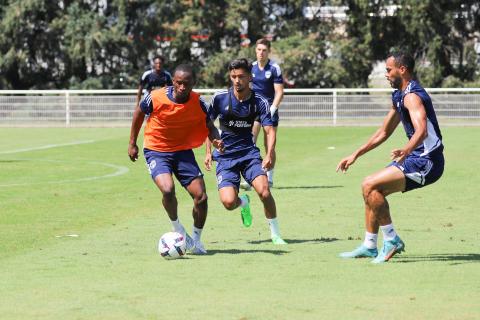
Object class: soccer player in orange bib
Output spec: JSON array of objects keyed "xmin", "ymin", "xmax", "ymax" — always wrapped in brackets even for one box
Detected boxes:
[{"xmin": 129, "ymin": 64, "xmax": 223, "ymax": 255}]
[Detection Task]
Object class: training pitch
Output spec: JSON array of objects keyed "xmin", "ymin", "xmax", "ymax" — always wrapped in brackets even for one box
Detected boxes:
[{"xmin": 0, "ymin": 127, "xmax": 479, "ymax": 319}]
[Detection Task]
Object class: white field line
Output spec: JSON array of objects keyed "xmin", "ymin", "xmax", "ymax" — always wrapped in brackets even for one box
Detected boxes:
[
  {"xmin": 0, "ymin": 140, "xmax": 96, "ymax": 154},
  {"xmin": 0, "ymin": 140, "xmax": 130, "ymax": 187}
]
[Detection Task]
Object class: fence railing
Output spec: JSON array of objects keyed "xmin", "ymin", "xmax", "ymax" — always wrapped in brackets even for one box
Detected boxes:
[{"xmin": 0, "ymin": 88, "xmax": 479, "ymax": 126}]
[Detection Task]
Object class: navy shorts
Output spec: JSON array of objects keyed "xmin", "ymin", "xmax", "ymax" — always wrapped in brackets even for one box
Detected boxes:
[
  {"xmin": 215, "ymin": 150, "xmax": 266, "ymax": 189},
  {"xmin": 255, "ymin": 110, "xmax": 279, "ymax": 127},
  {"xmin": 389, "ymin": 152, "xmax": 444, "ymax": 192},
  {"xmin": 144, "ymin": 148, "xmax": 203, "ymax": 187}
]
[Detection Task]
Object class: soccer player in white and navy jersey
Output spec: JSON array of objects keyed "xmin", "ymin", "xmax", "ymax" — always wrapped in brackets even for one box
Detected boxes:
[
  {"xmin": 204, "ymin": 58, "xmax": 287, "ymax": 245},
  {"xmin": 336, "ymin": 51, "xmax": 444, "ymax": 263},
  {"xmin": 135, "ymin": 55, "xmax": 173, "ymax": 109},
  {"xmin": 249, "ymin": 38, "xmax": 284, "ymax": 188}
]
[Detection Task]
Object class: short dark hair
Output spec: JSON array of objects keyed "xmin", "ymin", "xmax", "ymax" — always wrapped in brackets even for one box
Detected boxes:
[
  {"xmin": 256, "ymin": 38, "xmax": 271, "ymax": 50},
  {"xmin": 153, "ymin": 55, "xmax": 165, "ymax": 63},
  {"xmin": 388, "ymin": 51, "xmax": 415, "ymax": 73},
  {"xmin": 228, "ymin": 58, "xmax": 252, "ymax": 73},
  {"xmin": 174, "ymin": 64, "xmax": 196, "ymax": 80}
]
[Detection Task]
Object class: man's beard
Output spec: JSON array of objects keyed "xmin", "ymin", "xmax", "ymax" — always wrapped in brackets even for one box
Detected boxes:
[{"xmin": 390, "ymin": 76, "xmax": 402, "ymax": 89}]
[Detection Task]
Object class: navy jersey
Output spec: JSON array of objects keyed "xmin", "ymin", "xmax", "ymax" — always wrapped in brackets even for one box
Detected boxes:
[
  {"xmin": 209, "ymin": 89, "xmax": 272, "ymax": 159},
  {"xmin": 251, "ymin": 60, "xmax": 283, "ymax": 104},
  {"xmin": 140, "ymin": 69, "xmax": 173, "ymax": 92},
  {"xmin": 391, "ymin": 80, "xmax": 443, "ymax": 157}
]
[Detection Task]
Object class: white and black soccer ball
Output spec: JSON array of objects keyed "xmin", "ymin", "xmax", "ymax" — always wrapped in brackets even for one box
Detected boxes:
[{"xmin": 158, "ymin": 232, "xmax": 186, "ymax": 260}]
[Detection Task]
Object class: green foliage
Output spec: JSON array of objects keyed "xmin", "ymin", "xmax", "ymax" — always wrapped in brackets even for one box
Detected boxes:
[
  {"xmin": 0, "ymin": 1, "xmax": 478, "ymax": 89},
  {"xmin": 199, "ymin": 47, "xmax": 253, "ymax": 88}
]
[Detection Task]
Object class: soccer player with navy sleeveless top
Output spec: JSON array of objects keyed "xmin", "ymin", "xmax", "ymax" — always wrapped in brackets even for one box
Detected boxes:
[
  {"xmin": 135, "ymin": 56, "xmax": 173, "ymax": 109},
  {"xmin": 248, "ymin": 38, "xmax": 284, "ymax": 188},
  {"xmin": 129, "ymin": 64, "xmax": 223, "ymax": 255},
  {"xmin": 204, "ymin": 58, "xmax": 287, "ymax": 245},
  {"xmin": 336, "ymin": 52, "xmax": 444, "ymax": 263}
]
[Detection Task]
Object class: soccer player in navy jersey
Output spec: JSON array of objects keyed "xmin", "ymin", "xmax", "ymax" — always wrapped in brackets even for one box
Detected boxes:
[
  {"xmin": 337, "ymin": 52, "xmax": 444, "ymax": 263},
  {"xmin": 241, "ymin": 38, "xmax": 284, "ymax": 189},
  {"xmin": 204, "ymin": 58, "xmax": 287, "ymax": 245},
  {"xmin": 135, "ymin": 55, "xmax": 173, "ymax": 108}
]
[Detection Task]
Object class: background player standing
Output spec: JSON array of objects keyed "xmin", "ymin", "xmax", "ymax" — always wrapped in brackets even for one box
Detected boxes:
[
  {"xmin": 135, "ymin": 55, "xmax": 173, "ymax": 108},
  {"xmin": 248, "ymin": 38, "xmax": 284, "ymax": 188}
]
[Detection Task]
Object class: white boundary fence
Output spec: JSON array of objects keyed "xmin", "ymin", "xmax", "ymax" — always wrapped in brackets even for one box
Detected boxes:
[{"xmin": 0, "ymin": 88, "xmax": 479, "ymax": 126}]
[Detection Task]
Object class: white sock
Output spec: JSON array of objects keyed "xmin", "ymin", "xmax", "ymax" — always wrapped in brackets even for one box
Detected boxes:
[
  {"xmin": 267, "ymin": 169, "xmax": 274, "ymax": 183},
  {"xmin": 192, "ymin": 226, "xmax": 202, "ymax": 242},
  {"xmin": 267, "ymin": 217, "xmax": 281, "ymax": 238},
  {"xmin": 239, "ymin": 196, "xmax": 248, "ymax": 208},
  {"xmin": 363, "ymin": 231, "xmax": 378, "ymax": 249},
  {"xmin": 380, "ymin": 223, "xmax": 398, "ymax": 241},
  {"xmin": 171, "ymin": 218, "xmax": 185, "ymax": 234}
]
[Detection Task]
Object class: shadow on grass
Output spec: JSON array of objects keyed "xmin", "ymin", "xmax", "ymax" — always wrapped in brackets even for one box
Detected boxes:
[
  {"xmin": 274, "ymin": 185, "xmax": 343, "ymax": 190},
  {"xmin": 0, "ymin": 159, "xmax": 27, "ymax": 163},
  {"xmin": 394, "ymin": 253, "xmax": 480, "ymax": 265},
  {"xmin": 248, "ymin": 237, "xmax": 339, "ymax": 245},
  {"xmin": 206, "ymin": 249, "xmax": 288, "ymax": 256}
]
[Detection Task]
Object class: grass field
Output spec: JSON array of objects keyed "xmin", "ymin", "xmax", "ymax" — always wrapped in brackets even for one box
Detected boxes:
[{"xmin": 0, "ymin": 126, "xmax": 479, "ymax": 319}]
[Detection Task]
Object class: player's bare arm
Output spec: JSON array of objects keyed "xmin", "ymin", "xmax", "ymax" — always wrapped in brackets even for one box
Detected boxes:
[
  {"xmin": 206, "ymin": 119, "xmax": 224, "ymax": 153},
  {"xmin": 204, "ymin": 138, "xmax": 213, "ymax": 171},
  {"xmin": 262, "ymin": 125, "xmax": 276, "ymax": 170},
  {"xmin": 337, "ymin": 108, "xmax": 400, "ymax": 173},
  {"xmin": 390, "ymin": 93, "xmax": 428, "ymax": 163},
  {"xmin": 271, "ymin": 83, "xmax": 284, "ymax": 114},
  {"xmin": 135, "ymin": 85, "xmax": 143, "ymax": 108},
  {"xmin": 128, "ymin": 105, "xmax": 145, "ymax": 162}
]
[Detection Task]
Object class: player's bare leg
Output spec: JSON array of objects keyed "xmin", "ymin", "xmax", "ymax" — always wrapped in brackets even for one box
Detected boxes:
[
  {"xmin": 153, "ymin": 173, "xmax": 178, "ymax": 221},
  {"xmin": 263, "ymin": 126, "xmax": 277, "ymax": 187},
  {"xmin": 185, "ymin": 177, "xmax": 208, "ymax": 254},
  {"xmin": 219, "ymin": 186, "xmax": 251, "ymax": 227},
  {"xmin": 153, "ymin": 173, "xmax": 194, "ymax": 250},
  {"xmin": 251, "ymin": 175, "xmax": 287, "ymax": 244},
  {"xmin": 185, "ymin": 177, "xmax": 208, "ymax": 229},
  {"xmin": 341, "ymin": 166, "xmax": 406, "ymax": 260}
]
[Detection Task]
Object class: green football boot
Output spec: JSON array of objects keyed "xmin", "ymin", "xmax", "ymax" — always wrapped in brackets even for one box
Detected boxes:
[{"xmin": 239, "ymin": 194, "xmax": 252, "ymax": 227}]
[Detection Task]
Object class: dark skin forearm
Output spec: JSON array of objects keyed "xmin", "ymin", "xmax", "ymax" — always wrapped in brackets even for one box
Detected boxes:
[{"xmin": 128, "ymin": 105, "xmax": 145, "ymax": 162}]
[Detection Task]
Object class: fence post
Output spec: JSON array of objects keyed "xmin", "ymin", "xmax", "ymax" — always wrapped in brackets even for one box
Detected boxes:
[
  {"xmin": 333, "ymin": 90, "xmax": 337, "ymax": 126},
  {"xmin": 65, "ymin": 90, "xmax": 70, "ymax": 127}
]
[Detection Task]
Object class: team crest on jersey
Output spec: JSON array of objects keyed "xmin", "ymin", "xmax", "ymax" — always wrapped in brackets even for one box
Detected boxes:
[
  {"xmin": 149, "ymin": 160, "xmax": 156, "ymax": 169},
  {"xmin": 265, "ymin": 71, "xmax": 272, "ymax": 79}
]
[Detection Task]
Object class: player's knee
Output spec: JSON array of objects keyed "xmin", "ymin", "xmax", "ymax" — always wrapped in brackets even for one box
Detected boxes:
[
  {"xmin": 161, "ymin": 187, "xmax": 175, "ymax": 200},
  {"xmin": 257, "ymin": 188, "xmax": 272, "ymax": 202},
  {"xmin": 361, "ymin": 177, "xmax": 375, "ymax": 201},
  {"xmin": 221, "ymin": 198, "xmax": 237, "ymax": 210},
  {"xmin": 195, "ymin": 192, "xmax": 208, "ymax": 206}
]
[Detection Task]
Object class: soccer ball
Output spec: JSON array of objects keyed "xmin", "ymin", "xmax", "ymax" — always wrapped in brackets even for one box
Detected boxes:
[{"xmin": 158, "ymin": 232, "xmax": 186, "ymax": 260}]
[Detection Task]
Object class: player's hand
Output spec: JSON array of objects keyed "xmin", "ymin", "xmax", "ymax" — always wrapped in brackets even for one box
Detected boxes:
[
  {"xmin": 128, "ymin": 144, "xmax": 139, "ymax": 162},
  {"xmin": 262, "ymin": 155, "xmax": 272, "ymax": 171},
  {"xmin": 391, "ymin": 148, "xmax": 407, "ymax": 164},
  {"xmin": 336, "ymin": 154, "xmax": 356, "ymax": 173},
  {"xmin": 270, "ymin": 105, "xmax": 278, "ymax": 118},
  {"xmin": 204, "ymin": 153, "xmax": 213, "ymax": 171},
  {"xmin": 212, "ymin": 139, "xmax": 225, "ymax": 154}
]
